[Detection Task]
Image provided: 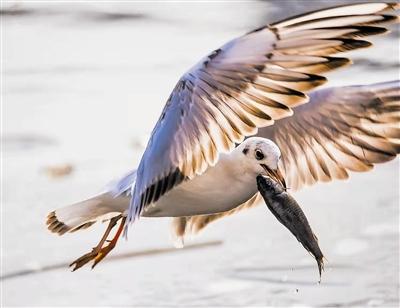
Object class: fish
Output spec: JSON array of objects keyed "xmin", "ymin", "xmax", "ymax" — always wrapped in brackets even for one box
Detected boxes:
[{"xmin": 256, "ymin": 175, "xmax": 324, "ymax": 282}]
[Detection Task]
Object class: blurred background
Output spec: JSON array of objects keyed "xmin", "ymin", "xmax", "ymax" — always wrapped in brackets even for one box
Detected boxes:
[{"xmin": 1, "ymin": 0, "xmax": 399, "ymax": 306}]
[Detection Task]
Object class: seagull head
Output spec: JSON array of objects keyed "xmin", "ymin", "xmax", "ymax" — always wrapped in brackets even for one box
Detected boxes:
[{"xmin": 237, "ymin": 137, "xmax": 286, "ymax": 190}]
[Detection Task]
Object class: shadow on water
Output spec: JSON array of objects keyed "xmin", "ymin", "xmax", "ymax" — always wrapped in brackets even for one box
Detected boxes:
[
  {"xmin": 0, "ymin": 7, "xmax": 33, "ymax": 17},
  {"xmin": 1, "ymin": 5, "xmax": 148, "ymax": 23},
  {"xmin": 80, "ymin": 11, "xmax": 146, "ymax": 23},
  {"xmin": 0, "ymin": 240, "xmax": 222, "ymax": 281},
  {"xmin": 353, "ymin": 58, "xmax": 400, "ymax": 70},
  {"xmin": 2, "ymin": 134, "xmax": 58, "ymax": 151}
]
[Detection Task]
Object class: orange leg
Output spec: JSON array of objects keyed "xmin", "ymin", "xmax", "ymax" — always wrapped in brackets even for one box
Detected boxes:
[
  {"xmin": 91, "ymin": 216, "xmax": 126, "ymax": 269},
  {"xmin": 69, "ymin": 215, "xmax": 124, "ymax": 271}
]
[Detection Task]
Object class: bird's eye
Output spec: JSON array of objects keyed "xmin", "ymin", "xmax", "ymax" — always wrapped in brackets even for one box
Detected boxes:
[{"xmin": 255, "ymin": 150, "xmax": 264, "ymax": 160}]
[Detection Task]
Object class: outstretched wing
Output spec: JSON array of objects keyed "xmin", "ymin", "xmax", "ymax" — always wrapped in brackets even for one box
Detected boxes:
[
  {"xmin": 259, "ymin": 80, "xmax": 400, "ymax": 190},
  {"xmin": 127, "ymin": 2, "xmax": 399, "ymax": 226},
  {"xmin": 173, "ymin": 80, "xmax": 400, "ymax": 238}
]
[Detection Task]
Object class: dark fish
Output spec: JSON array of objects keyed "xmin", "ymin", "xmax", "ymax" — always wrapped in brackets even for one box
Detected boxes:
[{"xmin": 256, "ymin": 175, "xmax": 324, "ymax": 281}]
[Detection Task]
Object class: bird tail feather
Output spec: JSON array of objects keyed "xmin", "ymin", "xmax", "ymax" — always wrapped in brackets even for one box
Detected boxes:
[
  {"xmin": 46, "ymin": 193, "xmax": 129, "ymax": 235},
  {"xmin": 46, "ymin": 169, "xmax": 136, "ymax": 235}
]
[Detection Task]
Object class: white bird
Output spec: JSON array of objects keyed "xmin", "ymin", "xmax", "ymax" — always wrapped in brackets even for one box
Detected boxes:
[{"xmin": 46, "ymin": 2, "xmax": 400, "ymax": 271}]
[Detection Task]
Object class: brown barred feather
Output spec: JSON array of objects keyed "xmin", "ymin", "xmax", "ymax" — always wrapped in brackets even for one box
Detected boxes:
[
  {"xmin": 131, "ymin": 2, "xmax": 399, "ymax": 225},
  {"xmin": 172, "ymin": 80, "xmax": 400, "ymax": 239}
]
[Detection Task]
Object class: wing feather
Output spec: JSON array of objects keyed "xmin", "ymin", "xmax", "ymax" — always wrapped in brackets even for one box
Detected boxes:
[
  {"xmin": 127, "ymin": 3, "xmax": 399, "ymax": 227},
  {"xmin": 263, "ymin": 80, "xmax": 400, "ymax": 189},
  {"xmin": 174, "ymin": 80, "xmax": 400, "ymax": 238}
]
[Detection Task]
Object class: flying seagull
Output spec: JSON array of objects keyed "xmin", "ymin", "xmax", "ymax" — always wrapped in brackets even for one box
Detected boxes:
[{"xmin": 46, "ymin": 2, "xmax": 400, "ymax": 271}]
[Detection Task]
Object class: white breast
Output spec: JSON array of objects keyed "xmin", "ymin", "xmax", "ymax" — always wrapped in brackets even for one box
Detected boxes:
[{"xmin": 142, "ymin": 154, "xmax": 258, "ymax": 217}]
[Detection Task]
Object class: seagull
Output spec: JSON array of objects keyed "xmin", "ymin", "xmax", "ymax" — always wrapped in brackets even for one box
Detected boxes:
[{"xmin": 46, "ymin": 2, "xmax": 400, "ymax": 271}]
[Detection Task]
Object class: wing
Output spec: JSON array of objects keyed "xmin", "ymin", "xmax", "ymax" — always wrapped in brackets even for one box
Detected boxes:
[
  {"xmin": 259, "ymin": 80, "xmax": 400, "ymax": 190},
  {"xmin": 173, "ymin": 80, "xmax": 400, "ymax": 238},
  {"xmin": 107, "ymin": 169, "xmax": 137, "ymax": 197},
  {"xmin": 127, "ymin": 2, "xmax": 399, "ymax": 226}
]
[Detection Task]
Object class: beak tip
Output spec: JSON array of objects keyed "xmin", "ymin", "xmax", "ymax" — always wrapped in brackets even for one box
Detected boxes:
[{"xmin": 261, "ymin": 164, "xmax": 286, "ymax": 190}]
